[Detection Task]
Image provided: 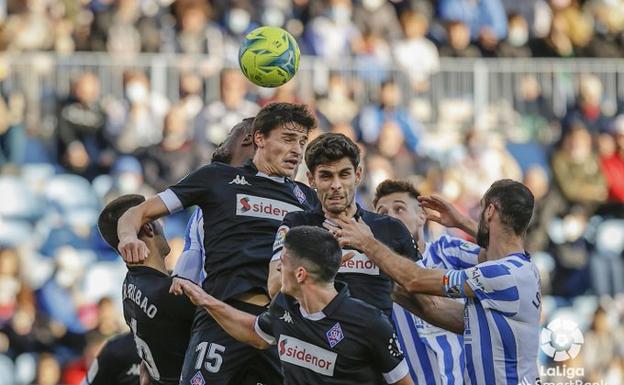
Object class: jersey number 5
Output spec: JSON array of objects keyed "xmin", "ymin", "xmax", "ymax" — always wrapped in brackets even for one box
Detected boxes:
[
  {"xmin": 195, "ymin": 342, "xmax": 226, "ymax": 373},
  {"xmin": 130, "ymin": 318, "xmax": 161, "ymax": 381}
]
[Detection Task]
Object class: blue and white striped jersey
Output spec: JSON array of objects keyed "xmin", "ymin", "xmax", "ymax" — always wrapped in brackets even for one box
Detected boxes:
[
  {"xmin": 172, "ymin": 208, "xmax": 205, "ymax": 284},
  {"xmin": 393, "ymin": 235, "xmax": 480, "ymax": 385},
  {"xmin": 462, "ymin": 253, "xmax": 541, "ymax": 385}
]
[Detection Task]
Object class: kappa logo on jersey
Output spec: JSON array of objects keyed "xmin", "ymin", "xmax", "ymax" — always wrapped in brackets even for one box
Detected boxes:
[
  {"xmin": 236, "ymin": 194, "xmax": 303, "ymax": 221},
  {"xmin": 126, "ymin": 363, "xmax": 140, "ymax": 376},
  {"xmin": 338, "ymin": 250, "xmax": 380, "ymax": 275},
  {"xmin": 280, "ymin": 310, "xmax": 294, "ymax": 324},
  {"xmin": 326, "ymin": 322, "xmax": 344, "ymax": 348},
  {"xmin": 229, "ymin": 175, "xmax": 251, "ymax": 186},
  {"xmin": 278, "ymin": 335, "xmax": 337, "ymax": 376},
  {"xmin": 190, "ymin": 371, "xmax": 205, "ymax": 385}
]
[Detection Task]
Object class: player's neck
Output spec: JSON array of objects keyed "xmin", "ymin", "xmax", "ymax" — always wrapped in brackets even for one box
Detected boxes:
[
  {"xmin": 485, "ymin": 234, "xmax": 525, "ymax": 261},
  {"xmin": 252, "ymin": 153, "xmax": 281, "ymax": 177},
  {"xmin": 413, "ymin": 227, "xmax": 426, "ymax": 254},
  {"xmin": 296, "ymin": 283, "xmax": 338, "ymax": 315},
  {"xmin": 140, "ymin": 246, "xmax": 168, "ymax": 274}
]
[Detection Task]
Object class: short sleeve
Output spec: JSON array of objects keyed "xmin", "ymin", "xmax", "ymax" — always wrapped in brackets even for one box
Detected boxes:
[
  {"xmin": 426, "ymin": 235, "xmax": 480, "ymax": 270},
  {"xmin": 173, "ymin": 209, "xmax": 205, "ymax": 283},
  {"xmin": 158, "ymin": 164, "xmax": 217, "ymax": 213},
  {"xmin": 465, "ymin": 261, "xmax": 520, "ymax": 316},
  {"xmin": 368, "ymin": 313, "xmax": 410, "ymax": 384},
  {"xmin": 389, "ymin": 218, "xmax": 421, "ymax": 261},
  {"xmin": 254, "ymin": 296, "xmax": 287, "ymax": 345}
]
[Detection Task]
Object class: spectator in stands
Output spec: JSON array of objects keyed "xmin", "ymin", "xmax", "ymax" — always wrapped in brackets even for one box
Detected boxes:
[
  {"xmin": 392, "ymin": 10, "xmax": 440, "ymax": 88},
  {"xmin": 0, "ymin": 0, "xmax": 54, "ymax": 51},
  {"xmin": 584, "ymin": 307, "xmax": 618, "ymax": 377},
  {"xmin": 515, "ymin": 75, "xmax": 558, "ymax": 143},
  {"xmin": 562, "ymin": 74, "xmax": 611, "ymax": 134},
  {"xmin": 175, "ymin": 72, "xmax": 204, "ymax": 124},
  {"xmin": 0, "ymin": 92, "xmax": 26, "ymax": 166},
  {"xmin": 599, "ymin": 115, "xmax": 624, "ymax": 203},
  {"xmin": 551, "ymin": 122, "xmax": 608, "ymax": 208},
  {"xmin": 438, "ymin": 0, "xmax": 508, "ymax": 42},
  {"xmin": 355, "ymin": 79, "xmax": 422, "ymax": 154},
  {"xmin": 304, "ymin": 0, "xmax": 360, "ymax": 59},
  {"xmin": 438, "ymin": 21, "xmax": 482, "ymax": 58},
  {"xmin": 140, "ymin": 106, "xmax": 200, "ymax": 192},
  {"xmin": 57, "ymin": 73, "xmax": 113, "ymax": 181},
  {"xmin": 98, "ymin": 0, "xmax": 143, "ymax": 54},
  {"xmin": 583, "ymin": 0, "xmax": 624, "ymax": 58},
  {"xmin": 194, "ymin": 69, "xmax": 259, "ymax": 146},
  {"xmin": 104, "ymin": 156, "xmax": 155, "ymax": 201},
  {"xmin": 34, "ymin": 352, "xmax": 62, "ymax": 385},
  {"xmin": 524, "ymin": 165, "xmax": 564, "ymax": 253},
  {"xmin": 497, "ymin": 13, "xmax": 533, "ymax": 57},
  {"xmin": 106, "ymin": 71, "xmax": 170, "ymax": 154},
  {"xmin": 316, "ymin": 73, "xmax": 358, "ymax": 130},
  {"xmin": 352, "ymin": 0, "xmax": 402, "ymax": 42}
]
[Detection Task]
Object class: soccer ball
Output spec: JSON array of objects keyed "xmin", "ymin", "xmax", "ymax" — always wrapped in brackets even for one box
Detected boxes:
[{"xmin": 238, "ymin": 26, "xmax": 300, "ymax": 88}]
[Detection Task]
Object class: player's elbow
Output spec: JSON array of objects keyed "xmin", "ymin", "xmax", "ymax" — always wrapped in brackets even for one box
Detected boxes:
[{"xmin": 403, "ymin": 277, "xmax": 423, "ymax": 295}]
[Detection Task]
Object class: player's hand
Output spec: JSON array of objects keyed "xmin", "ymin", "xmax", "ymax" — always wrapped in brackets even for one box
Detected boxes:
[
  {"xmin": 178, "ymin": 279, "xmax": 212, "ymax": 307},
  {"xmin": 418, "ymin": 195, "xmax": 466, "ymax": 229},
  {"xmin": 328, "ymin": 213, "xmax": 376, "ymax": 251},
  {"xmin": 169, "ymin": 277, "xmax": 187, "ymax": 295},
  {"xmin": 118, "ymin": 237, "xmax": 150, "ymax": 264}
]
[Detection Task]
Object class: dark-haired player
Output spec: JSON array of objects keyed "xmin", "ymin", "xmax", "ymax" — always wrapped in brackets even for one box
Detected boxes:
[
  {"xmin": 177, "ymin": 226, "xmax": 413, "ymax": 385},
  {"xmin": 333, "ymin": 180, "xmax": 542, "ymax": 385},
  {"xmin": 98, "ymin": 195, "xmax": 196, "ymax": 385},
  {"xmin": 267, "ymin": 133, "xmax": 420, "ymax": 320},
  {"xmin": 117, "ymin": 103, "xmax": 319, "ymax": 385}
]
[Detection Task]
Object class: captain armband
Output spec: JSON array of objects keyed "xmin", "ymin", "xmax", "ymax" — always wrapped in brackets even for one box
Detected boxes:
[{"xmin": 443, "ymin": 270, "xmax": 467, "ymax": 298}]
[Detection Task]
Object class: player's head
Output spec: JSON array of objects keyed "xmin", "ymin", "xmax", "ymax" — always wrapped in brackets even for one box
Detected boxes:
[
  {"xmin": 373, "ymin": 180, "xmax": 424, "ymax": 235},
  {"xmin": 252, "ymin": 103, "xmax": 316, "ymax": 178},
  {"xmin": 98, "ymin": 194, "xmax": 170, "ymax": 260},
  {"xmin": 305, "ymin": 133, "xmax": 362, "ymax": 215},
  {"xmin": 280, "ymin": 226, "xmax": 342, "ymax": 296},
  {"xmin": 211, "ymin": 117, "xmax": 255, "ymax": 166},
  {"xmin": 476, "ymin": 179, "xmax": 534, "ymax": 249}
]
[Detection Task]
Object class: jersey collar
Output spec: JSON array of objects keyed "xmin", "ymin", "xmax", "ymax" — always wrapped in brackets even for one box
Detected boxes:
[{"xmin": 299, "ymin": 281, "xmax": 350, "ymax": 321}]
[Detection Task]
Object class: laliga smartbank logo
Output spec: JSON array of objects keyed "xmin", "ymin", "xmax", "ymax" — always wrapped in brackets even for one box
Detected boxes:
[
  {"xmin": 536, "ymin": 317, "xmax": 609, "ymax": 385},
  {"xmin": 540, "ymin": 318, "xmax": 584, "ymax": 362}
]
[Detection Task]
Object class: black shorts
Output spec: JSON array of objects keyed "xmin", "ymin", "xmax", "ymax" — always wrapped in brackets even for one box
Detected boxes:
[{"xmin": 180, "ymin": 300, "xmax": 283, "ymax": 385}]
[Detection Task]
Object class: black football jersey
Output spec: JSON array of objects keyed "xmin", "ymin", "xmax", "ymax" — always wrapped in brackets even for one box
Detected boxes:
[
  {"xmin": 272, "ymin": 205, "xmax": 420, "ymax": 316},
  {"xmin": 255, "ymin": 282, "xmax": 409, "ymax": 385},
  {"xmin": 159, "ymin": 160, "xmax": 318, "ymax": 301},
  {"xmin": 122, "ymin": 266, "xmax": 196, "ymax": 385},
  {"xmin": 84, "ymin": 333, "xmax": 140, "ymax": 385}
]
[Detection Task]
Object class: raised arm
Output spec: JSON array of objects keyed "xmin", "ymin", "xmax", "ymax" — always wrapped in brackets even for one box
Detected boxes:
[
  {"xmin": 417, "ymin": 195, "xmax": 478, "ymax": 238},
  {"xmin": 117, "ymin": 196, "xmax": 170, "ymax": 264},
  {"xmin": 177, "ymin": 280, "xmax": 270, "ymax": 350}
]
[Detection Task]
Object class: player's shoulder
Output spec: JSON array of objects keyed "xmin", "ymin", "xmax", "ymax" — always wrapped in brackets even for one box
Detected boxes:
[{"xmin": 342, "ymin": 296, "xmax": 393, "ymax": 330}]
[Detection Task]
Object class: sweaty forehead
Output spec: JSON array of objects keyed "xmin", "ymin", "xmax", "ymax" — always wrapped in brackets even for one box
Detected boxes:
[
  {"xmin": 315, "ymin": 158, "xmax": 354, "ymax": 172},
  {"xmin": 279, "ymin": 122, "xmax": 309, "ymax": 135}
]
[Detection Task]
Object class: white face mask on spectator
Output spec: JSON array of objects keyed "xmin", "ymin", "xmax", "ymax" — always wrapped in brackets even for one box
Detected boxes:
[
  {"xmin": 362, "ymin": 0, "xmax": 384, "ymax": 11},
  {"xmin": 126, "ymin": 82, "xmax": 149, "ymax": 104},
  {"xmin": 228, "ymin": 9, "xmax": 251, "ymax": 34},
  {"xmin": 508, "ymin": 27, "xmax": 528, "ymax": 46},
  {"xmin": 330, "ymin": 5, "xmax": 352, "ymax": 24}
]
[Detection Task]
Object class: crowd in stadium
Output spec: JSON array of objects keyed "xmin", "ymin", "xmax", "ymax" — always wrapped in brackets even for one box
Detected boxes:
[{"xmin": 0, "ymin": 0, "xmax": 624, "ymax": 384}]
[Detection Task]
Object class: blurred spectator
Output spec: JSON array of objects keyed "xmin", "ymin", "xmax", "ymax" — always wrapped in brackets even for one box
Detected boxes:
[
  {"xmin": 194, "ymin": 69, "xmax": 259, "ymax": 147},
  {"xmin": 562, "ymin": 74, "xmax": 611, "ymax": 134},
  {"xmin": 316, "ymin": 74, "xmax": 358, "ymax": 129},
  {"xmin": 56, "ymin": 73, "xmax": 114, "ymax": 181},
  {"xmin": 351, "ymin": 28, "xmax": 393, "ymax": 83},
  {"xmin": 304, "ymin": 0, "xmax": 360, "ymax": 59},
  {"xmin": 392, "ymin": 10, "xmax": 440, "ymax": 87},
  {"xmin": 140, "ymin": 106, "xmax": 201, "ymax": 192},
  {"xmin": 61, "ymin": 333, "xmax": 107, "ymax": 385},
  {"xmin": 583, "ymin": 0, "xmax": 624, "ymax": 58},
  {"xmin": 167, "ymin": 1, "xmax": 223, "ymax": 56},
  {"xmin": 524, "ymin": 165, "xmax": 564, "ymax": 253},
  {"xmin": 258, "ymin": 79, "xmax": 303, "ymax": 106},
  {"xmin": 584, "ymin": 307, "xmax": 618, "ymax": 376},
  {"xmin": 33, "ymin": 352, "xmax": 62, "ymax": 385},
  {"xmin": 92, "ymin": 0, "xmax": 142, "ymax": 54},
  {"xmin": 0, "ymin": 92, "xmax": 26, "ymax": 166},
  {"xmin": 599, "ymin": 115, "xmax": 624, "ymax": 203},
  {"xmin": 105, "ymin": 71, "xmax": 170, "ymax": 154},
  {"xmin": 352, "ymin": 0, "xmax": 402, "ymax": 42},
  {"xmin": 103, "ymin": 156, "xmax": 155, "ymax": 202},
  {"xmin": 514, "ymin": 75, "xmax": 558, "ymax": 143},
  {"xmin": 0, "ymin": 0, "xmax": 54, "ymax": 51},
  {"xmin": 551, "ymin": 122, "xmax": 608, "ymax": 207},
  {"xmin": 87, "ymin": 297, "xmax": 124, "ymax": 340},
  {"xmin": 497, "ymin": 13, "xmax": 533, "ymax": 57},
  {"xmin": 355, "ymin": 79, "xmax": 422, "ymax": 154},
  {"xmin": 437, "ymin": 0, "xmax": 508, "ymax": 42},
  {"xmin": 175, "ymin": 72, "xmax": 204, "ymax": 124},
  {"xmin": 438, "ymin": 21, "xmax": 482, "ymax": 58}
]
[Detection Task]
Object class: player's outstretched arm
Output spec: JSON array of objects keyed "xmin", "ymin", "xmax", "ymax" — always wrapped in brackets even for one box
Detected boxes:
[
  {"xmin": 418, "ymin": 195, "xmax": 478, "ymax": 238},
  {"xmin": 333, "ymin": 214, "xmax": 476, "ymax": 299},
  {"xmin": 392, "ymin": 285, "xmax": 464, "ymax": 335},
  {"xmin": 117, "ymin": 196, "xmax": 170, "ymax": 264},
  {"xmin": 177, "ymin": 280, "xmax": 270, "ymax": 350}
]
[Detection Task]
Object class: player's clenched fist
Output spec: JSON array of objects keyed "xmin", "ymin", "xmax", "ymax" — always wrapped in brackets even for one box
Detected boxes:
[{"xmin": 118, "ymin": 237, "xmax": 150, "ymax": 264}]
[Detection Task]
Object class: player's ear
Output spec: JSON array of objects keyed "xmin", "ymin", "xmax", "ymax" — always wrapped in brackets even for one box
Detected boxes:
[
  {"xmin": 254, "ymin": 130, "xmax": 265, "ymax": 148},
  {"xmin": 295, "ymin": 267, "xmax": 306, "ymax": 284},
  {"xmin": 140, "ymin": 223, "xmax": 155, "ymax": 238},
  {"xmin": 354, "ymin": 165, "xmax": 363, "ymax": 185},
  {"xmin": 306, "ymin": 170, "xmax": 315, "ymax": 188},
  {"xmin": 486, "ymin": 203, "xmax": 496, "ymax": 221}
]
